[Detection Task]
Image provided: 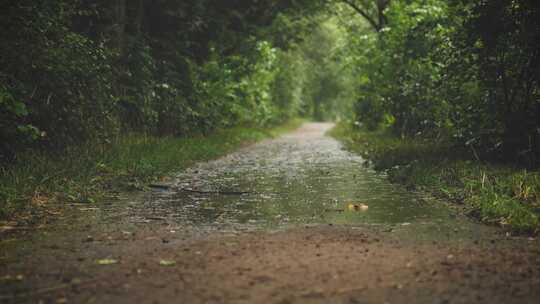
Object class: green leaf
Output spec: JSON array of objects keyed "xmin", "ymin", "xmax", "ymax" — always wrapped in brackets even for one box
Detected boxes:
[{"xmin": 11, "ymin": 101, "xmax": 28, "ymax": 117}]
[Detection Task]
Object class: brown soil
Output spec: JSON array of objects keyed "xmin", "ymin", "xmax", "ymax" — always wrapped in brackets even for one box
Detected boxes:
[{"xmin": 2, "ymin": 225, "xmax": 540, "ymax": 304}]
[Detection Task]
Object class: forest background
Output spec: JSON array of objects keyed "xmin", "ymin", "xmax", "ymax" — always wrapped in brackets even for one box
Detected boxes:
[{"xmin": 1, "ymin": 0, "xmax": 539, "ymax": 231}]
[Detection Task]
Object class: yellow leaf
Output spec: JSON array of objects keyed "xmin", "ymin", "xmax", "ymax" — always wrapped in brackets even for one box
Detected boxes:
[{"xmin": 97, "ymin": 259, "xmax": 118, "ymax": 265}]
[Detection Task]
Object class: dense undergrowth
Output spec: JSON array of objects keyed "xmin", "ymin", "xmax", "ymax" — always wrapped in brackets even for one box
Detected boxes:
[
  {"xmin": 0, "ymin": 120, "xmax": 303, "ymax": 222},
  {"xmin": 331, "ymin": 123, "xmax": 540, "ymax": 234}
]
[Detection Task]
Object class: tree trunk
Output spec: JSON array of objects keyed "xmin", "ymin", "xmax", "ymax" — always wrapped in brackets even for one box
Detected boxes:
[{"xmin": 112, "ymin": 0, "xmax": 127, "ymax": 53}]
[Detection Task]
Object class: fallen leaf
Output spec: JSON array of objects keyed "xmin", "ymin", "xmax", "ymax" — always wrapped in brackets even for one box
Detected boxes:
[
  {"xmin": 159, "ymin": 260, "xmax": 176, "ymax": 266},
  {"xmin": 97, "ymin": 259, "xmax": 118, "ymax": 265},
  {"xmin": 347, "ymin": 203, "xmax": 369, "ymax": 211}
]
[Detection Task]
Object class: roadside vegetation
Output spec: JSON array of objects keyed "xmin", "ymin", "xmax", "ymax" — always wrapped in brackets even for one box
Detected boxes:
[
  {"xmin": 0, "ymin": 120, "xmax": 302, "ymax": 222},
  {"xmin": 331, "ymin": 124, "xmax": 540, "ymax": 233},
  {"xmin": 341, "ymin": 0, "xmax": 539, "ymax": 168}
]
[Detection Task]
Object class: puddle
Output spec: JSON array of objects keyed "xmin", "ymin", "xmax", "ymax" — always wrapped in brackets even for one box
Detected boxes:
[{"xmin": 96, "ymin": 123, "xmax": 496, "ymax": 240}]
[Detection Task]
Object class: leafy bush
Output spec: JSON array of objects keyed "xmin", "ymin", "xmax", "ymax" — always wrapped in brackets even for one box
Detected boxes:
[
  {"xmin": 345, "ymin": 0, "xmax": 539, "ymax": 165},
  {"xmin": 0, "ymin": 2, "xmax": 116, "ymax": 158},
  {"xmin": 0, "ymin": 1, "xmax": 325, "ymax": 163}
]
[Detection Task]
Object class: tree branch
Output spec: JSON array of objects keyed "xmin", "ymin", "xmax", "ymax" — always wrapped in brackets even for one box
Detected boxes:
[{"xmin": 340, "ymin": 0, "xmax": 381, "ymax": 32}]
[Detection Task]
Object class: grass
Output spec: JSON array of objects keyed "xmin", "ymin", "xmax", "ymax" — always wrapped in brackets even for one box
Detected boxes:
[
  {"xmin": 330, "ymin": 122, "xmax": 540, "ymax": 234},
  {"xmin": 0, "ymin": 119, "xmax": 304, "ymax": 223}
]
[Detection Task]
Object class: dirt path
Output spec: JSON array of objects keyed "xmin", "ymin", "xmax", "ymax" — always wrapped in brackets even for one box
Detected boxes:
[{"xmin": 2, "ymin": 123, "xmax": 540, "ymax": 303}]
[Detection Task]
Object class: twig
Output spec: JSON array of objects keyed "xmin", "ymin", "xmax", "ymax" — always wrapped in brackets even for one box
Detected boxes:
[
  {"xmin": 0, "ymin": 226, "xmax": 38, "ymax": 232},
  {"xmin": 145, "ymin": 216, "xmax": 167, "ymax": 221},
  {"xmin": 324, "ymin": 209, "xmax": 345, "ymax": 212},
  {"xmin": 470, "ymin": 145, "xmax": 481, "ymax": 162},
  {"xmin": 148, "ymin": 184, "xmax": 171, "ymax": 190},
  {"xmin": 0, "ymin": 279, "xmax": 98, "ymax": 300}
]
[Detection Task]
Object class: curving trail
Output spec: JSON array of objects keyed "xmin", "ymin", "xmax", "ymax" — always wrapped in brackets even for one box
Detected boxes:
[{"xmin": 1, "ymin": 123, "xmax": 540, "ymax": 304}]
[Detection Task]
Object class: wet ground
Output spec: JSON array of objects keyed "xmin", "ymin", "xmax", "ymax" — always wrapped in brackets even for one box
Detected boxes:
[{"xmin": 1, "ymin": 123, "xmax": 540, "ymax": 303}]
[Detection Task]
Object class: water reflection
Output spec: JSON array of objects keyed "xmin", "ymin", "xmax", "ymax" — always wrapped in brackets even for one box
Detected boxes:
[{"xmin": 129, "ymin": 123, "xmax": 458, "ymax": 232}]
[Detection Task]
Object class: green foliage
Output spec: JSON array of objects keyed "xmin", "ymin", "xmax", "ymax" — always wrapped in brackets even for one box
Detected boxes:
[
  {"xmin": 0, "ymin": 85, "xmax": 39, "ymax": 159},
  {"xmin": 271, "ymin": 50, "xmax": 307, "ymax": 120},
  {"xmin": 115, "ymin": 38, "xmax": 158, "ymax": 132},
  {"xmin": 341, "ymin": 0, "xmax": 453, "ymax": 136},
  {"xmin": 294, "ymin": 17, "xmax": 357, "ymax": 121},
  {"xmin": 344, "ymin": 0, "xmax": 539, "ymax": 165},
  {"xmin": 0, "ymin": 1, "xmax": 326, "ymax": 162},
  {"xmin": 0, "ymin": 1, "xmax": 116, "ymax": 158},
  {"xmin": 236, "ymin": 41, "xmax": 281, "ymax": 126},
  {"xmin": 452, "ymin": 0, "xmax": 540, "ymax": 163}
]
